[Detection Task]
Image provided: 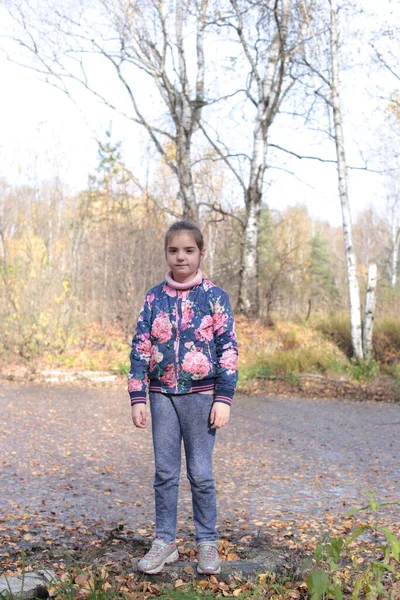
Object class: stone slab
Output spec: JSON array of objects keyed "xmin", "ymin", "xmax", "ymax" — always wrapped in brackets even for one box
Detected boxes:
[{"xmin": 0, "ymin": 570, "xmax": 55, "ymax": 599}]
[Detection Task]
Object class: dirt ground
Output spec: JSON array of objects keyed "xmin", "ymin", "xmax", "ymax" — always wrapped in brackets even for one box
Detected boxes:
[{"xmin": 0, "ymin": 382, "xmax": 399, "ymax": 571}]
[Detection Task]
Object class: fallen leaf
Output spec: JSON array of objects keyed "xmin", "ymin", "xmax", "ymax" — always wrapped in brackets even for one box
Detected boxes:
[
  {"xmin": 183, "ymin": 565, "xmax": 194, "ymax": 575},
  {"xmin": 75, "ymin": 573, "xmax": 87, "ymax": 585}
]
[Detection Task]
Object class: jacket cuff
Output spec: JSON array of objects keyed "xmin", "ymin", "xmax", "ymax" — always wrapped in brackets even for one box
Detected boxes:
[
  {"xmin": 214, "ymin": 388, "xmax": 234, "ymax": 406},
  {"xmin": 129, "ymin": 391, "xmax": 147, "ymax": 405}
]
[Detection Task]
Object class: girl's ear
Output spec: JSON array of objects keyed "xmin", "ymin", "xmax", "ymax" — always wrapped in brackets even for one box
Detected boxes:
[{"xmin": 200, "ymin": 248, "xmax": 206, "ymax": 262}]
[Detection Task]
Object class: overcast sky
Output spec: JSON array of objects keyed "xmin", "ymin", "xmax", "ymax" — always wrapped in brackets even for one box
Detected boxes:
[{"xmin": 0, "ymin": 0, "xmax": 398, "ymax": 226}]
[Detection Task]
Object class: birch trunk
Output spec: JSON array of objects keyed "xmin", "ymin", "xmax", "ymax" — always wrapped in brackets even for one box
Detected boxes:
[
  {"xmin": 176, "ymin": 129, "xmax": 198, "ymax": 221},
  {"xmin": 363, "ymin": 263, "xmax": 377, "ymax": 361},
  {"xmin": 235, "ymin": 0, "xmax": 289, "ymax": 315},
  {"xmin": 330, "ymin": 0, "xmax": 363, "ymax": 360},
  {"xmin": 174, "ymin": 0, "xmax": 202, "ymax": 221},
  {"xmin": 390, "ymin": 201, "xmax": 399, "ymax": 289},
  {"xmin": 237, "ymin": 190, "xmax": 262, "ymax": 314}
]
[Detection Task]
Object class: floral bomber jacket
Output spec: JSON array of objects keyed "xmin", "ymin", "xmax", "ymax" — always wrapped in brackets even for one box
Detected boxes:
[{"xmin": 128, "ymin": 278, "xmax": 238, "ymax": 406}]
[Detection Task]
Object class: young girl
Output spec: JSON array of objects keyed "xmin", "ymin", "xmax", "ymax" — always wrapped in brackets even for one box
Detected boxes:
[{"xmin": 129, "ymin": 220, "xmax": 238, "ymax": 575}]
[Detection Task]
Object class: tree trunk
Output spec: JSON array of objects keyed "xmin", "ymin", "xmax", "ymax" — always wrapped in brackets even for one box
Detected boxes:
[
  {"xmin": 330, "ymin": 0, "xmax": 363, "ymax": 360},
  {"xmin": 176, "ymin": 128, "xmax": 198, "ymax": 221},
  {"xmin": 235, "ymin": 1, "xmax": 287, "ymax": 315},
  {"xmin": 390, "ymin": 200, "xmax": 399, "ymax": 289},
  {"xmin": 174, "ymin": 0, "xmax": 202, "ymax": 221},
  {"xmin": 237, "ymin": 194, "xmax": 262, "ymax": 315},
  {"xmin": 363, "ymin": 263, "xmax": 377, "ymax": 361}
]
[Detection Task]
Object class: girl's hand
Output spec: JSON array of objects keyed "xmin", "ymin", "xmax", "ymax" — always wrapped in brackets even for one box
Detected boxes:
[
  {"xmin": 210, "ymin": 402, "xmax": 231, "ymax": 429},
  {"xmin": 131, "ymin": 404, "xmax": 147, "ymax": 428}
]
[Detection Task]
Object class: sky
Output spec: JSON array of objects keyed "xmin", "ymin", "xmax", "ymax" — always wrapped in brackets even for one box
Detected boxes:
[{"xmin": 0, "ymin": 0, "xmax": 398, "ymax": 227}]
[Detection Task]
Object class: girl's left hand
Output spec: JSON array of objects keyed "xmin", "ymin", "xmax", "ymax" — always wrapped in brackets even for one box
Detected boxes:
[{"xmin": 210, "ymin": 402, "xmax": 231, "ymax": 429}]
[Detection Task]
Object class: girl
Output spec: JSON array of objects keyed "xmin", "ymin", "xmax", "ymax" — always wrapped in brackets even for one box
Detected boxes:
[{"xmin": 129, "ymin": 220, "xmax": 238, "ymax": 575}]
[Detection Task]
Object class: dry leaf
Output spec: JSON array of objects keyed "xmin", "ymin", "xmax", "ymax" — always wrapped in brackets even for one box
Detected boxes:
[
  {"xmin": 226, "ymin": 552, "xmax": 239, "ymax": 561},
  {"xmin": 183, "ymin": 565, "xmax": 194, "ymax": 575}
]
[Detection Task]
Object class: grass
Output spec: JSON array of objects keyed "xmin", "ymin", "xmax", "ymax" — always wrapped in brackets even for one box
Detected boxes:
[
  {"xmin": 0, "ymin": 566, "xmax": 304, "ymax": 600},
  {"xmin": 237, "ymin": 317, "xmax": 350, "ymax": 386},
  {"xmin": 238, "ymin": 315, "xmax": 400, "ymax": 386},
  {"xmin": 3, "ymin": 312, "xmax": 400, "ymax": 391}
]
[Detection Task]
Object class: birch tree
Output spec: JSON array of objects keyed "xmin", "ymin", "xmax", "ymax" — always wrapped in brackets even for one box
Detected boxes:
[
  {"xmin": 388, "ymin": 196, "xmax": 400, "ymax": 289},
  {"xmin": 202, "ymin": 0, "xmax": 302, "ymax": 315},
  {"xmin": 4, "ymin": 0, "xmax": 211, "ymax": 220},
  {"xmin": 329, "ymin": 0, "xmax": 363, "ymax": 359},
  {"xmin": 299, "ymin": 0, "xmax": 367, "ymax": 358}
]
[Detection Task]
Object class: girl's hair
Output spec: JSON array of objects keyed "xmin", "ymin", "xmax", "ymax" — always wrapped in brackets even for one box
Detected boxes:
[{"xmin": 164, "ymin": 220, "xmax": 204, "ymax": 252}]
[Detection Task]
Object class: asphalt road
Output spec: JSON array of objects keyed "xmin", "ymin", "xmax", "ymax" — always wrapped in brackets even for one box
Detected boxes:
[{"xmin": 1, "ymin": 384, "xmax": 399, "ymax": 537}]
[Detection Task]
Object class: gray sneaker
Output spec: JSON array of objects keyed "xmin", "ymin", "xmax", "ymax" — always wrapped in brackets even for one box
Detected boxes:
[
  {"xmin": 137, "ymin": 538, "xmax": 179, "ymax": 574},
  {"xmin": 196, "ymin": 541, "xmax": 221, "ymax": 575}
]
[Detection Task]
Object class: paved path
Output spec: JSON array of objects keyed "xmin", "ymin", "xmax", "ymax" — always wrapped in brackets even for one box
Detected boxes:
[{"xmin": 1, "ymin": 384, "xmax": 399, "ymax": 541}]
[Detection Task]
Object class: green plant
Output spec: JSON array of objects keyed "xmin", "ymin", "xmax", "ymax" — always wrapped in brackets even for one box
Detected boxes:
[
  {"xmin": 306, "ymin": 493, "xmax": 400, "ymax": 599},
  {"xmin": 111, "ymin": 360, "xmax": 130, "ymax": 376},
  {"xmin": 347, "ymin": 358, "xmax": 380, "ymax": 382},
  {"xmin": 313, "ymin": 313, "xmax": 353, "ymax": 357}
]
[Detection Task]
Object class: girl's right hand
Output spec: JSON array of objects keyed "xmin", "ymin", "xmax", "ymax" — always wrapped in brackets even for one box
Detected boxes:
[{"xmin": 131, "ymin": 404, "xmax": 147, "ymax": 428}]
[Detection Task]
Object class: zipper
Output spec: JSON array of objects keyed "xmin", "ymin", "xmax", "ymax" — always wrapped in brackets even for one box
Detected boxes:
[{"xmin": 174, "ymin": 291, "xmax": 182, "ymax": 393}]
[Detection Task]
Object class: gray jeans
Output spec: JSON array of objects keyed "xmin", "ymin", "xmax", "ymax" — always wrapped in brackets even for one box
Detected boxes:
[{"xmin": 149, "ymin": 392, "xmax": 217, "ymax": 544}]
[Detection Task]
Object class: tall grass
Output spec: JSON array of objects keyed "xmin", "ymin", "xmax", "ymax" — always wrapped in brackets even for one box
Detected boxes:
[
  {"xmin": 238, "ymin": 319, "xmax": 348, "ymax": 384},
  {"xmin": 312, "ymin": 312, "xmax": 353, "ymax": 357},
  {"xmin": 238, "ymin": 314, "xmax": 400, "ymax": 385}
]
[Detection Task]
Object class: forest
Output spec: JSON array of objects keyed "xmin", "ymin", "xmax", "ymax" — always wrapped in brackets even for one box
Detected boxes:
[{"xmin": 0, "ymin": 0, "xmax": 399, "ymax": 383}]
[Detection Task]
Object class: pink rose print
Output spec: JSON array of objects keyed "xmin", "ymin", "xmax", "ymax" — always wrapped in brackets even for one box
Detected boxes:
[
  {"xmin": 213, "ymin": 310, "xmax": 228, "ymax": 334},
  {"xmin": 147, "ymin": 293, "xmax": 155, "ymax": 305},
  {"xmin": 220, "ymin": 348, "xmax": 238, "ymax": 371},
  {"xmin": 202, "ymin": 279, "xmax": 216, "ymax": 291},
  {"xmin": 150, "ymin": 345, "xmax": 163, "ymax": 371},
  {"xmin": 195, "ymin": 315, "xmax": 214, "ymax": 342},
  {"xmin": 151, "ymin": 312, "xmax": 173, "ymax": 343},
  {"xmin": 163, "ymin": 284, "xmax": 177, "ymax": 297},
  {"xmin": 181, "ymin": 302, "xmax": 194, "ymax": 330},
  {"xmin": 128, "ymin": 378, "xmax": 143, "ymax": 392},
  {"xmin": 160, "ymin": 363, "xmax": 176, "ymax": 387},
  {"xmin": 182, "ymin": 350, "xmax": 211, "ymax": 379},
  {"xmin": 137, "ymin": 338, "xmax": 151, "ymax": 362}
]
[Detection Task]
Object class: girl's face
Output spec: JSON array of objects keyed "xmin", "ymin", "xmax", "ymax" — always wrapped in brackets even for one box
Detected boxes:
[{"xmin": 166, "ymin": 231, "xmax": 205, "ymax": 283}]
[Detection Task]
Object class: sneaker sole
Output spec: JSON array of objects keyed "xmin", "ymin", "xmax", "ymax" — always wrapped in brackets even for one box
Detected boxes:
[
  {"xmin": 138, "ymin": 549, "xmax": 179, "ymax": 575},
  {"xmin": 197, "ymin": 565, "xmax": 221, "ymax": 575}
]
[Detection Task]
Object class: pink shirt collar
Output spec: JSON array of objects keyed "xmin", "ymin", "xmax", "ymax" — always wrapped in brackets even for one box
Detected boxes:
[{"xmin": 165, "ymin": 269, "xmax": 203, "ymax": 290}]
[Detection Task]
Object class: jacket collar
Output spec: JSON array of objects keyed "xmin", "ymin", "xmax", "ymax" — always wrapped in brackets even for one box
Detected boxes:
[{"xmin": 165, "ymin": 269, "xmax": 203, "ymax": 290}]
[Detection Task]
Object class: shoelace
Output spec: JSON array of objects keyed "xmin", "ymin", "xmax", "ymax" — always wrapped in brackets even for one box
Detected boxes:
[
  {"xmin": 147, "ymin": 541, "xmax": 166, "ymax": 559},
  {"xmin": 198, "ymin": 544, "xmax": 218, "ymax": 561}
]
